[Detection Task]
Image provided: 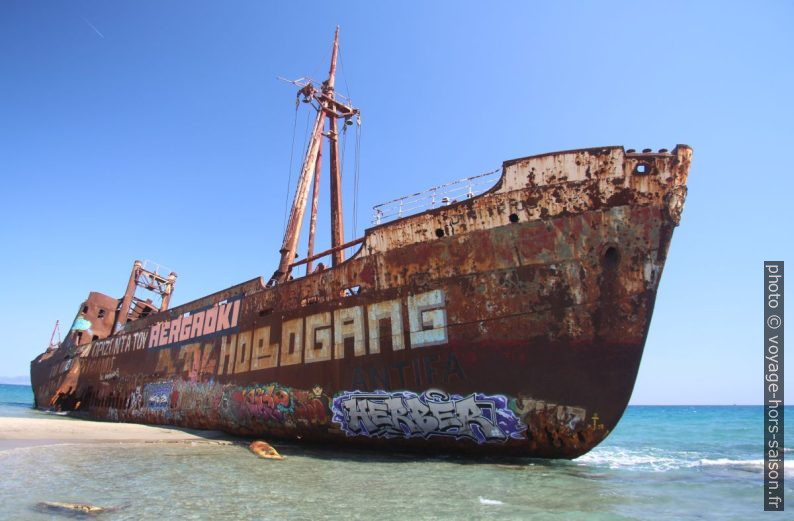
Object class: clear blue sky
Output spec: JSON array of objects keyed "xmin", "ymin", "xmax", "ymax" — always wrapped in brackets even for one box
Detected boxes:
[{"xmin": 1, "ymin": 1, "xmax": 790, "ymax": 404}]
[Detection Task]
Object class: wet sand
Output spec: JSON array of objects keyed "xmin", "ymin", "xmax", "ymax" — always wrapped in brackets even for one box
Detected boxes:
[{"xmin": 0, "ymin": 416, "xmax": 230, "ymax": 451}]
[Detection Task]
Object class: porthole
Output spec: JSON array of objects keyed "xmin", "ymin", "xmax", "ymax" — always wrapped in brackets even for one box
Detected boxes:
[{"xmin": 603, "ymin": 246, "xmax": 620, "ymax": 268}]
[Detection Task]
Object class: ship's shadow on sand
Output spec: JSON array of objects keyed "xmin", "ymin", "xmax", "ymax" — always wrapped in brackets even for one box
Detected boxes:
[
  {"xmin": 17, "ymin": 412, "xmax": 609, "ymax": 481},
  {"xmin": 245, "ymin": 438, "xmax": 608, "ymax": 479}
]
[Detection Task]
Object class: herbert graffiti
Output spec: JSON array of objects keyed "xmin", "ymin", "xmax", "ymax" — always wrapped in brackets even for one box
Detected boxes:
[{"xmin": 331, "ymin": 389, "xmax": 526, "ymax": 444}]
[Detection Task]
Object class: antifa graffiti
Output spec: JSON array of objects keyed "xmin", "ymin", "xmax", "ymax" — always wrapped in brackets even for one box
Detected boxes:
[{"xmin": 331, "ymin": 389, "xmax": 526, "ymax": 444}]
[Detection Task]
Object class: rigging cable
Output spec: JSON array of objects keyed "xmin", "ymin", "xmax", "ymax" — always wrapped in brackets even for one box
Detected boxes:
[
  {"xmin": 282, "ymin": 99, "xmax": 299, "ymax": 230},
  {"xmin": 283, "ymin": 103, "xmax": 313, "ymax": 229},
  {"xmin": 340, "ymin": 112, "xmax": 348, "ymax": 172},
  {"xmin": 338, "ymin": 46, "xmax": 352, "ymax": 109},
  {"xmin": 339, "ymin": 116, "xmax": 349, "ymax": 254},
  {"xmin": 338, "ymin": 45, "xmax": 359, "ymax": 240},
  {"xmin": 353, "ymin": 114, "xmax": 362, "ymax": 238}
]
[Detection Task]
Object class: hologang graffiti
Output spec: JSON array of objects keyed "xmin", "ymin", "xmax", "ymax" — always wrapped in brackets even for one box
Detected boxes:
[{"xmin": 331, "ymin": 389, "xmax": 526, "ymax": 444}]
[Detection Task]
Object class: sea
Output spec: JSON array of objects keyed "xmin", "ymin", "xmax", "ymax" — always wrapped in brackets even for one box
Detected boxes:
[{"xmin": 0, "ymin": 383, "xmax": 790, "ymax": 520}]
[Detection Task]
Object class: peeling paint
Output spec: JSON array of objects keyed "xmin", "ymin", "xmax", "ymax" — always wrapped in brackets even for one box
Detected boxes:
[{"xmin": 31, "ymin": 145, "xmax": 691, "ymax": 458}]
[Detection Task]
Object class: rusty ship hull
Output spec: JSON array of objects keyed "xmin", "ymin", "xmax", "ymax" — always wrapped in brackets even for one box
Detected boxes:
[{"xmin": 31, "ymin": 145, "xmax": 690, "ymax": 458}]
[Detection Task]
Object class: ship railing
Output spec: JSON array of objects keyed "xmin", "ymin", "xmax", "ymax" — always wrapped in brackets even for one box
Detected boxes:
[
  {"xmin": 289, "ymin": 237, "xmax": 365, "ymax": 270},
  {"xmin": 141, "ymin": 259, "xmax": 173, "ymax": 278},
  {"xmin": 371, "ymin": 168, "xmax": 501, "ymax": 225}
]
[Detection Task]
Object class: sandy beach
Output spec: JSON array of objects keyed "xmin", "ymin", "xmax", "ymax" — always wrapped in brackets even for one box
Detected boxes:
[{"xmin": 0, "ymin": 416, "xmax": 229, "ymax": 450}]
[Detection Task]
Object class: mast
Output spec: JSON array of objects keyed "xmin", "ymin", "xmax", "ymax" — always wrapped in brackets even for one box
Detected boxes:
[
  {"xmin": 306, "ymin": 138, "xmax": 323, "ymax": 274},
  {"xmin": 326, "ymin": 27, "xmax": 345, "ymax": 265},
  {"xmin": 269, "ymin": 26, "xmax": 359, "ymax": 286},
  {"xmin": 272, "ymin": 108, "xmax": 325, "ymax": 283}
]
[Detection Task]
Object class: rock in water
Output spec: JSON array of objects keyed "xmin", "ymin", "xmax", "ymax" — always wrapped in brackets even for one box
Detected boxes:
[
  {"xmin": 37, "ymin": 501, "xmax": 107, "ymax": 514},
  {"xmin": 249, "ymin": 440, "xmax": 284, "ymax": 460}
]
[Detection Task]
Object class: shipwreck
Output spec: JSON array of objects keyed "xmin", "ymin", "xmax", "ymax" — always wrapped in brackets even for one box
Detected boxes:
[{"xmin": 31, "ymin": 28, "xmax": 691, "ymax": 458}]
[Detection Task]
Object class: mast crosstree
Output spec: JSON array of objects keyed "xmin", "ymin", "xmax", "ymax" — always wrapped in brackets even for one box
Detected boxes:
[{"xmin": 269, "ymin": 27, "xmax": 360, "ymax": 286}]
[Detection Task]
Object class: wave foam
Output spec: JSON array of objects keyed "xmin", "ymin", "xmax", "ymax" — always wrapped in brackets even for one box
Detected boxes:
[
  {"xmin": 699, "ymin": 458, "xmax": 793, "ymax": 472},
  {"xmin": 576, "ymin": 449, "xmax": 794, "ymax": 475},
  {"xmin": 478, "ymin": 497, "xmax": 503, "ymax": 506},
  {"xmin": 575, "ymin": 448, "xmax": 694, "ymax": 471}
]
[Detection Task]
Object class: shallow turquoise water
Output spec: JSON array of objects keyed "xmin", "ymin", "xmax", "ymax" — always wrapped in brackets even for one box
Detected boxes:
[
  {"xmin": 0, "ymin": 383, "xmax": 37, "ymax": 418},
  {"xmin": 0, "ymin": 384, "xmax": 790, "ymax": 520}
]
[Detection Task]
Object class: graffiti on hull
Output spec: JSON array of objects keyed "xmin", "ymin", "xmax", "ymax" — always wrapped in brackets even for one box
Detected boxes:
[
  {"xmin": 115, "ymin": 379, "xmax": 330, "ymax": 429},
  {"xmin": 222, "ymin": 383, "xmax": 294, "ymax": 423},
  {"xmin": 331, "ymin": 389, "xmax": 526, "ymax": 444},
  {"xmin": 144, "ymin": 382, "xmax": 173, "ymax": 410},
  {"xmin": 218, "ymin": 383, "xmax": 330, "ymax": 428}
]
